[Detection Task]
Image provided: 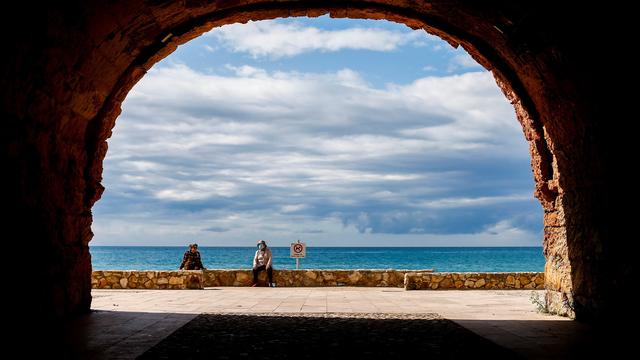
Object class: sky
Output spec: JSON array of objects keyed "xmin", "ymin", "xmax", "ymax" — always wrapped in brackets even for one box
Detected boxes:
[{"xmin": 91, "ymin": 16, "xmax": 542, "ymax": 247}]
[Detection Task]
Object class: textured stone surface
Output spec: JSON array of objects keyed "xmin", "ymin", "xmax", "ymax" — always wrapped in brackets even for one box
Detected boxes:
[
  {"xmin": 405, "ymin": 272, "xmax": 544, "ymax": 290},
  {"xmin": 92, "ymin": 271, "xmax": 204, "ymax": 290},
  {"xmin": 205, "ymin": 269, "xmax": 419, "ymax": 287},
  {"xmin": 93, "ymin": 269, "xmax": 429, "ymax": 288},
  {"xmin": 91, "ymin": 270, "xmax": 544, "ymax": 290},
  {"xmin": 1, "ymin": 1, "xmax": 628, "ymax": 326}
]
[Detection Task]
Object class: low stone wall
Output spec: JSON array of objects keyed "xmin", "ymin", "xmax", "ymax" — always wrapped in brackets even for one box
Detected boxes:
[
  {"xmin": 203, "ymin": 269, "xmax": 417, "ymax": 287},
  {"xmin": 404, "ymin": 272, "xmax": 544, "ymax": 290},
  {"xmin": 91, "ymin": 270, "xmax": 544, "ymax": 290},
  {"xmin": 91, "ymin": 269, "xmax": 430, "ymax": 289},
  {"xmin": 92, "ymin": 270, "xmax": 204, "ymax": 289}
]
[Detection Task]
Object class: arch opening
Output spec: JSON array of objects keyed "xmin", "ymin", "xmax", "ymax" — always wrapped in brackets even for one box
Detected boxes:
[
  {"xmin": 87, "ymin": 3, "xmax": 572, "ymax": 317},
  {"xmin": 92, "ymin": 16, "xmax": 546, "ymax": 277},
  {"xmin": 4, "ymin": 1, "xmax": 620, "ymax": 327}
]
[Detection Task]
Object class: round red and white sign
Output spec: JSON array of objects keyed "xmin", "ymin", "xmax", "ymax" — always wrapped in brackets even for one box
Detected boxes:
[{"xmin": 290, "ymin": 242, "xmax": 306, "ymax": 258}]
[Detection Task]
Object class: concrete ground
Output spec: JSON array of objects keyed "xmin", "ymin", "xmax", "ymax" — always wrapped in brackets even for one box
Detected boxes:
[{"xmin": 69, "ymin": 287, "xmax": 596, "ymax": 359}]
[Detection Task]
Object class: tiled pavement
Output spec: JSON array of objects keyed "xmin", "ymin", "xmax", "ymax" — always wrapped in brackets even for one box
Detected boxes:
[{"xmin": 68, "ymin": 287, "xmax": 594, "ymax": 359}]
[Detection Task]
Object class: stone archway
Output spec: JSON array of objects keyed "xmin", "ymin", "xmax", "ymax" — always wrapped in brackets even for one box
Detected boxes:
[{"xmin": 2, "ymin": 1, "xmax": 624, "ymax": 323}]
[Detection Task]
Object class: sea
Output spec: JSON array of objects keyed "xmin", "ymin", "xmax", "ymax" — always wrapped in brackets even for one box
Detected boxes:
[{"xmin": 91, "ymin": 246, "xmax": 544, "ymax": 272}]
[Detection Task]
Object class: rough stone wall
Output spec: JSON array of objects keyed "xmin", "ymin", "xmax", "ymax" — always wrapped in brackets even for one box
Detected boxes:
[
  {"xmin": 92, "ymin": 270, "xmax": 204, "ymax": 289},
  {"xmin": 1, "ymin": 0, "xmax": 627, "ymax": 324},
  {"xmin": 203, "ymin": 269, "xmax": 413, "ymax": 287},
  {"xmin": 404, "ymin": 272, "xmax": 544, "ymax": 290},
  {"xmin": 92, "ymin": 269, "xmax": 424, "ymax": 288},
  {"xmin": 92, "ymin": 270, "xmax": 544, "ymax": 290}
]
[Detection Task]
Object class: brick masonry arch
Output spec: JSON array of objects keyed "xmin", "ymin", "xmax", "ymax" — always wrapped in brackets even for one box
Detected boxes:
[{"xmin": 1, "ymin": 1, "xmax": 627, "ymax": 325}]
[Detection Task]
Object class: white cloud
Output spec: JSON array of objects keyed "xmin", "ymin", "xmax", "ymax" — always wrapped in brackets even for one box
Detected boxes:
[
  {"xmin": 448, "ymin": 51, "xmax": 483, "ymax": 72},
  {"xmin": 482, "ymin": 219, "xmax": 532, "ymax": 238},
  {"xmin": 416, "ymin": 194, "xmax": 532, "ymax": 209},
  {"xmin": 95, "ymin": 61, "xmax": 539, "ymax": 245},
  {"xmin": 91, "ymin": 211, "xmax": 540, "ymax": 247},
  {"xmin": 208, "ymin": 20, "xmax": 425, "ymax": 58},
  {"xmin": 108, "ymin": 64, "xmax": 528, "ymax": 206},
  {"xmin": 225, "ymin": 64, "xmax": 268, "ymax": 77},
  {"xmin": 121, "ymin": 64, "xmax": 518, "ymax": 159},
  {"xmin": 155, "ymin": 180, "xmax": 238, "ymax": 201},
  {"xmin": 281, "ymin": 204, "xmax": 307, "ymax": 213}
]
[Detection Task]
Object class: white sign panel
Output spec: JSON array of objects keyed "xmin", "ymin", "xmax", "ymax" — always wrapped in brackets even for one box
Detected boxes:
[{"xmin": 290, "ymin": 242, "xmax": 306, "ymax": 258}]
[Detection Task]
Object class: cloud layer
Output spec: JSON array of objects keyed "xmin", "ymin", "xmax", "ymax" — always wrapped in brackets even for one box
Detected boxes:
[
  {"xmin": 210, "ymin": 21, "xmax": 426, "ymax": 58},
  {"xmin": 93, "ymin": 61, "xmax": 541, "ymax": 246}
]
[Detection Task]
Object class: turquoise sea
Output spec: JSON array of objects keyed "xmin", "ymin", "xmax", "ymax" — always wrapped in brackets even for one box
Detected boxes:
[{"xmin": 91, "ymin": 246, "xmax": 544, "ymax": 272}]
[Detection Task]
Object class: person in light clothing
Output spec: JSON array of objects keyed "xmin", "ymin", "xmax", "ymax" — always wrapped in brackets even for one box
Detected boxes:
[{"xmin": 252, "ymin": 240, "xmax": 274, "ymax": 287}]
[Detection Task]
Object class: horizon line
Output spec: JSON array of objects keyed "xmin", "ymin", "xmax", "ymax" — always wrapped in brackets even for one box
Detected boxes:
[{"xmin": 90, "ymin": 245, "xmax": 542, "ymax": 248}]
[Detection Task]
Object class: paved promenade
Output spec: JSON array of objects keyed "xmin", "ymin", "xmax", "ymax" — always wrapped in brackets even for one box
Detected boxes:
[{"xmin": 65, "ymin": 287, "xmax": 596, "ymax": 359}]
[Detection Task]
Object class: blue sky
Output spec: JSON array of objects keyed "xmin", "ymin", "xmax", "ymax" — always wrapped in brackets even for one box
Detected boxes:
[{"xmin": 91, "ymin": 16, "xmax": 542, "ymax": 247}]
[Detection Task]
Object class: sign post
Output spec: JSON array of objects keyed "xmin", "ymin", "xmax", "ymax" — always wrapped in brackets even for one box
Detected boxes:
[{"xmin": 290, "ymin": 240, "xmax": 306, "ymax": 269}]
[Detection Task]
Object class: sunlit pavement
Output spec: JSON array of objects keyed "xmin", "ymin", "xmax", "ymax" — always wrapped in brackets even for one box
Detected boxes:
[{"xmin": 68, "ymin": 288, "xmax": 592, "ymax": 359}]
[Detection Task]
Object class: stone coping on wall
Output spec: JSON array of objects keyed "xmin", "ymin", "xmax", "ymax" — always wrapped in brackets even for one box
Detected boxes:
[
  {"xmin": 92, "ymin": 269, "xmax": 543, "ymax": 290},
  {"xmin": 404, "ymin": 272, "xmax": 544, "ymax": 290}
]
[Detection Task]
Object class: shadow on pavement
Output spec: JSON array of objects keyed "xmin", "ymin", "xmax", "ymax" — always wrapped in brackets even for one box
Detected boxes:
[{"xmin": 138, "ymin": 313, "xmax": 518, "ymax": 359}]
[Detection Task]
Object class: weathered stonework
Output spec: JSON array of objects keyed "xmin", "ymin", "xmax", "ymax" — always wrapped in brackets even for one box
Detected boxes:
[
  {"xmin": 92, "ymin": 270, "xmax": 544, "ymax": 290},
  {"xmin": 92, "ymin": 271, "xmax": 204, "ymax": 289},
  {"xmin": 2, "ymin": 1, "xmax": 625, "ymax": 324},
  {"xmin": 404, "ymin": 272, "xmax": 544, "ymax": 290},
  {"xmin": 545, "ymin": 289, "xmax": 576, "ymax": 318},
  {"xmin": 92, "ymin": 269, "xmax": 428, "ymax": 288},
  {"xmin": 203, "ymin": 269, "xmax": 415, "ymax": 287}
]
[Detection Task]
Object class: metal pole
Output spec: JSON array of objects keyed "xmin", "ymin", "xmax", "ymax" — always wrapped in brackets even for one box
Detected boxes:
[{"xmin": 296, "ymin": 258, "xmax": 300, "ymax": 270}]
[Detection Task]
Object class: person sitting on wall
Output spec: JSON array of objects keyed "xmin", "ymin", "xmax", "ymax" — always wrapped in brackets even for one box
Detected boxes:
[
  {"xmin": 252, "ymin": 240, "xmax": 275, "ymax": 287},
  {"xmin": 179, "ymin": 243, "xmax": 205, "ymax": 270}
]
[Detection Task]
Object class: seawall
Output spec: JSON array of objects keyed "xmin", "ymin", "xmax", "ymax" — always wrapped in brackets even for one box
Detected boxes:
[{"xmin": 92, "ymin": 269, "xmax": 544, "ymax": 290}]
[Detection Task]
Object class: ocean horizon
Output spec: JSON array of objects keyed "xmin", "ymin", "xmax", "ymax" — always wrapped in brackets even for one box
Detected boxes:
[{"xmin": 91, "ymin": 246, "xmax": 545, "ymax": 272}]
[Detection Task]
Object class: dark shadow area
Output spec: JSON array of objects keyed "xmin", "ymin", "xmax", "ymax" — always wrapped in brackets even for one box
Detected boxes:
[
  {"xmin": 1, "ymin": 0, "xmax": 632, "ymax": 328},
  {"xmin": 59, "ymin": 310, "xmax": 198, "ymax": 359},
  {"xmin": 31, "ymin": 310, "xmax": 634, "ymax": 359},
  {"xmin": 138, "ymin": 313, "xmax": 519, "ymax": 359},
  {"xmin": 452, "ymin": 319, "xmax": 613, "ymax": 360}
]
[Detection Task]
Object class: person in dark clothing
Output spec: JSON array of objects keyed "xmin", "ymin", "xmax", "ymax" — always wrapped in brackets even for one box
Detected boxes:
[{"xmin": 180, "ymin": 243, "xmax": 205, "ymax": 270}]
